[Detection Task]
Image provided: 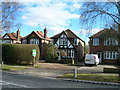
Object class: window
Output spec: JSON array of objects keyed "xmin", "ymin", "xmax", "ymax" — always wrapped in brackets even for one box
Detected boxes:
[
  {"xmin": 60, "ymin": 38, "xmax": 68, "ymax": 45},
  {"xmin": 29, "ymin": 38, "xmax": 39, "ymax": 45},
  {"xmin": 104, "ymin": 51, "xmax": 118, "ymax": 59},
  {"xmin": 64, "ymin": 50, "xmax": 74, "ymax": 58},
  {"xmin": 3, "ymin": 40, "xmax": 12, "ymax": 43},
  {"xmin": 74, "ymin": 38, "xmax": 78, "ymax": 45},
  {"xmin": 93, "ymin": 38, "xmax": 99, "ymax": 46},
  {"xmin": 22, "ymin": 39, "xmax": 27, "ymax": 44},
  {"xmin": 104, "ymin": 38, "xmax": 118, "ymax": 46}
]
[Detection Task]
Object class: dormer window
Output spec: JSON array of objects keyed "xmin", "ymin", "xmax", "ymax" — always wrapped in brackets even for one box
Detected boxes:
[{"xmin": 93, "ymin": 38, "xmax": 99, "ymax": 46}]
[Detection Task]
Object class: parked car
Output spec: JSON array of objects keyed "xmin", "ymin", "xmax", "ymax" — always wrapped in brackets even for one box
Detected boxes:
[{"xmin": 84, "ymin": 54, "xmax": 99, "ymax": 66}]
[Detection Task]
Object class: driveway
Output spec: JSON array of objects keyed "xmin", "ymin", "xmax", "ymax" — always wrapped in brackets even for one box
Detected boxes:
[{"xmin": 9, "ymin": 62, "xmax": 118, "ymax": 78}]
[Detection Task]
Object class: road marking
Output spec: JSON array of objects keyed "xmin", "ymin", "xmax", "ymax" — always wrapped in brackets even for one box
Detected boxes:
[{"xmin": 1, "ymin": 81, "xmax": 27, "ymax": 88}]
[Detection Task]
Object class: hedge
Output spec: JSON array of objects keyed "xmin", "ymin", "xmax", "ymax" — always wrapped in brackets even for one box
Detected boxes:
[{"xmin": 2, "ymin": 44, "xmax": 40, "ymax": 65}]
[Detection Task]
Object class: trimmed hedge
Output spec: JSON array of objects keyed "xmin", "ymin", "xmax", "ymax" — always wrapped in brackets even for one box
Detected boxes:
[{"xmin": 2, "ymin": 44, "xmax": 40, "ymax": 65}]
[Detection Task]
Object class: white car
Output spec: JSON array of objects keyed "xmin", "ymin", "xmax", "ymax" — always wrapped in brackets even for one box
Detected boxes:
[{"xmin": 84, "ymin": 54, "xmax": 99, "ymax": 66}]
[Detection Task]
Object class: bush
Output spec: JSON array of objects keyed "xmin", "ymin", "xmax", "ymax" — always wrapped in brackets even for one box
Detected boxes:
[
  {"xmin": 45, "ymin": 43, "xmax": 58, "ymax": 61},
  {"xmin": 2, "ymin": 44, "xmax": 40, "ymax": 65}
]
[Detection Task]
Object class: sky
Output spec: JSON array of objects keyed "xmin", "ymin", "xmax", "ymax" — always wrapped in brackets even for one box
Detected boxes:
[{"xmin": 4, "ymin": 0, "xmax": 118, "ymax": 45}]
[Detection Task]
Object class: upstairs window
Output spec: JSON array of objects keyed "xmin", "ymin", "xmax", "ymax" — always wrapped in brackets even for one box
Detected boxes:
[
  {"xmin": 93, "ymin": 38, "xmax": 99, "ymax": 46},
  {"xmin": 104, "ymin": 38, "xmax": 118, "ymax": 46},
  {"xmin": 74, "ymin": 38, "xmax": 78, "ymax": 45},
  {"xmin": 60, "ymin": 38, "xmax": 68, "ymax": 45},
  {"xmin": 29, "ymin": 38, "xmax": 39, "ymax": 45}
]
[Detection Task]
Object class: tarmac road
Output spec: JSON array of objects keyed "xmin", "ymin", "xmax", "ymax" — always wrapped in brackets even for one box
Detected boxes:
[{"xmin": 2, "ymin": 71, "xmax": 119, "ymax": 88}]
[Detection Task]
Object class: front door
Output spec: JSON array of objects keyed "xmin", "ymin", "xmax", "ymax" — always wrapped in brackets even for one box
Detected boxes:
[{"xmin": 97, "ymin": 52, "xmax": 102, "ymax": 63}]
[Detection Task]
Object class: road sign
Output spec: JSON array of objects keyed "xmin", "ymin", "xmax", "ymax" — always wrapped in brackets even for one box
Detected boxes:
[{"xmin": 32, "ymin": 49, "xmax": 36, "ymax": 57}]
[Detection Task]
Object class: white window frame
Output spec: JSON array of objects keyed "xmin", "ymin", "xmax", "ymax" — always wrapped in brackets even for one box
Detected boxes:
[
  {"xmin": 104, "ymin": 38, "xmax": 118, "ymax": 46},
  {"xmin": 60, "ymin": 38, "xmax": 68, "ymax": 45},
  {"xmin": 64, "ymin": 50, "xmax": 74, "ymax": 58},
  {"xmin": 29, "ymin": 38, "xmax": 39, "ymax": 45},
  {"xmin": 104, "ymin": 51, "xmax": 118, "ymax": 59},
  {"xmin": 93, "ymin": 38, "xmax": 99, "ymax": 46}
]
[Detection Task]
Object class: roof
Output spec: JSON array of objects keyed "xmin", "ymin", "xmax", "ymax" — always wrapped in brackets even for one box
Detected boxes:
[
  {"xmin": 2, "ymin": 32, "xmax": 23, "ymax": 40},
  {"xmin": 89, "ymin": 28, "xmax": 118, "ymax": 38},
  {"xmin": 50, "ymin": 29, "xmax": 85, "ymax": 43},
  {"xmin": 22, "ymin": 31, "xmax": 50, "ymax": 41}
]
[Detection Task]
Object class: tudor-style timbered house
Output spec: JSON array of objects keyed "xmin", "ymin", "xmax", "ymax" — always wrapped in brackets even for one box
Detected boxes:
[{"xmin": 51, "ymin": 29, "xmax": 85, "ymax": 63}]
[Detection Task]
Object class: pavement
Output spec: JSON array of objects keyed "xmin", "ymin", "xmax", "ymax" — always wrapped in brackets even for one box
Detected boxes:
[{"xmin": 10, "ymin": 62, "xmax": 118, "ymax": 78}]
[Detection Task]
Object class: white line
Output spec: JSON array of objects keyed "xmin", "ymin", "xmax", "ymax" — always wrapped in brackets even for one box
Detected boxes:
[{"xmin": 2, "ymin": 81, "xmax": 27, "ymax": 88}]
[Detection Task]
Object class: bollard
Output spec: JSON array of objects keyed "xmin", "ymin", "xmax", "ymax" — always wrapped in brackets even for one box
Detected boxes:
[
  {"xmin": 72, "ymin": 58, "xmax": 74, "ymax": 65},
  {"xmin": 74, "ymin": 67, "xmax": 77, "ymax": 78}
]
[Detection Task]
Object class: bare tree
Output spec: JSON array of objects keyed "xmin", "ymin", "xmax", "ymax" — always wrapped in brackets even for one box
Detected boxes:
[
  {"xmin": 80, "ymin": 2, "xmax": 120, "ymax": 46},
  {"xmin": 0, "ymin": 2, "xmax": 22, "ymax": 34}
]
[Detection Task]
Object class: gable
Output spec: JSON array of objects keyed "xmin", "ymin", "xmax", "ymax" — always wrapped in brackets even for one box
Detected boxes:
[
  {"xmin": 25, "ymin": 32, "xmax": 40, "ymax": 39},
  {"xmin": 3, "ymin": 34, "xmax": 10, "ymax": 39},
  {"xmin": 60, "ymin": 33, "xmax": 67, "ymax": 38}
]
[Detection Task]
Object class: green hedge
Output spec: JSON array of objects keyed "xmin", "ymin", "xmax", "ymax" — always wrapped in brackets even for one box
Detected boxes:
[{"xmin": 2, "ymin": 44, "xmax": 40, "ymax": 65}]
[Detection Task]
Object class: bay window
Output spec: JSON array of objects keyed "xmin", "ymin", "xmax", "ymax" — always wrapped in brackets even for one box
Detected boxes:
[
  {"xmin": 29, "ymin": 38, "xmax": 39, "ymax": 45},
  {"xmin": 104, "ymin": 51, "xmax": 118, "ymax": 59}
]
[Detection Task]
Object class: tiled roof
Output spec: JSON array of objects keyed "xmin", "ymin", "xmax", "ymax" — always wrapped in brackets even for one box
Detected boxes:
[
  {"xmin": 89, "ymin": 28, "xmax": 118, "ymax": 38},
  {"xmin": 50, "ymin": 29, "xmax": 85, "ymax": 42},
  {"xmin": 22, "ymin": 31, "xmax": 51, "ymax": 41},
  {"xmin": 4, "ymin": 33, "xmax": 23, "ymax": 40}
]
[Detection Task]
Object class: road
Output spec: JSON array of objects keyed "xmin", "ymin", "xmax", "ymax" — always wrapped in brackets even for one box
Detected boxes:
[{"xmin": 2, "ymin": 71, "xmax": 119, "ymax": 88}]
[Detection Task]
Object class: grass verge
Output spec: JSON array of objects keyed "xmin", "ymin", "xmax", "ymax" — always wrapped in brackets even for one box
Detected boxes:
[
  {"xmin": 58, "ymin": 74, "xmax": 120, "ymax": 83},
  {"xmin": 1, "ymin": 64, "xmax": 29, "ymax": 71}
]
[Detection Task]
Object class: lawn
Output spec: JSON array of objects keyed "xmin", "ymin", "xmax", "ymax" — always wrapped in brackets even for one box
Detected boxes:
[
  {"xmin": 58, "ymin": 74, "xmax": 120, "ymax": 83},
  {"xmin": 1, "ymin": 64, "xmax": 29, "ymax": 71}
]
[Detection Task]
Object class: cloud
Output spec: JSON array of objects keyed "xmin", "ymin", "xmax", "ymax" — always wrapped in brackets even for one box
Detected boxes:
[
  {"xmin": 21, "ymin": 1, "xmax": 81, "ymax": 34},
  {"xmin": 79, "ymin": 28, "xmax": 102, "ymax": 35}
]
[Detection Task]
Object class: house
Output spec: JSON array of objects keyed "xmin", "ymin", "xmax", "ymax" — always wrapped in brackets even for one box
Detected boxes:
[
  {"xmin": 89, "ymin": 28, "xmax": 119, "ymax": 64},
  {"xmin": 2, "ymin": 29, "xmax": 22, "ymax": 44},
  {"xmin": 50, "ymin": 29, "xmax": 85, "ymax": 63},
  {"xmin": 21, "ymin": 28, "xmax": 51, "ymax": 59}
]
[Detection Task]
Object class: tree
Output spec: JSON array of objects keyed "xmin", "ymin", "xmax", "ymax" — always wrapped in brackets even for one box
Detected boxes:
[
  {"xmin": 0, "ymin": 2, "xmax": 22, "ymax": 35},
  {"xmin": 45, "ymin": 43, "xmax": 58, "ymax": 61},
  {"xmin": 79, "ymin": 2, "xmax": 120, "ymax": 59}
]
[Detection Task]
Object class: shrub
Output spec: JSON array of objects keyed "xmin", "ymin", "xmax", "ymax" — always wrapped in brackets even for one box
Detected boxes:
[
  {"xmin": 45, "ymin": 43, "xmax": 58, "ymax": 61},
  {"xmin": 2, "ymin": 44, "xmax": 40, "ymax": 65}
]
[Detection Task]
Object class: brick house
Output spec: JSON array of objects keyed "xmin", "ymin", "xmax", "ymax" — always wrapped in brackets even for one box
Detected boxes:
[
  {"xmin": 50, "ymin": 29, "xmax": 85, "ymax": 63},
  {"xmin": 2, "ymin": 29, "xmax": 22, "ymax": 44},
  {"xmin": 21, "ymin": 28, "xmax": 51, "ymax": 59},
  {"xmin": 89, "ymin": 28, "xmax": 119, "ymax": 64}
]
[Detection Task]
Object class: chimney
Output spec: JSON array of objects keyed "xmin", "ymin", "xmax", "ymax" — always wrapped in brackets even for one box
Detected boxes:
[
  {"xmin": 17, "ymin": 29, "xmax": 20, "ymax": 41},
  {"xmin": 44, "ymin": 27, "xmax": 47, "ymax": 39}
]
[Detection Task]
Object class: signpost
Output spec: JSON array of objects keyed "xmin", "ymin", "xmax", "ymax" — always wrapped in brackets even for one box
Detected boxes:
[{"xmin": 32, "ymin": 49, "xmax": 36, "ymax": 66}]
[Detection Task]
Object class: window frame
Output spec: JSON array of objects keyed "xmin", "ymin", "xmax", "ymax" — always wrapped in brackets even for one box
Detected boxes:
[
  {"xmin": 104, "ymin": 51, "xmax": 118, "ymax": 59},
  {"xmin": 93, "ymin": 38, "xmax": 99, "ymax": 46}
]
